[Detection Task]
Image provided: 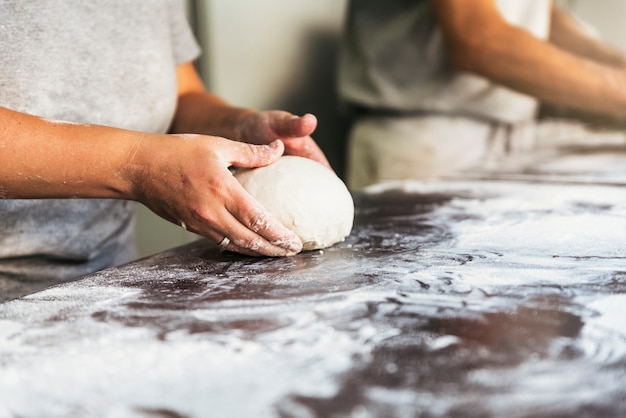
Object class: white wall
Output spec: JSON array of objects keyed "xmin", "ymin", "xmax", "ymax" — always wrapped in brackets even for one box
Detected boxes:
[{"xmin": 197, "ymin": 1, "xmax": 347, "ymax": 108}]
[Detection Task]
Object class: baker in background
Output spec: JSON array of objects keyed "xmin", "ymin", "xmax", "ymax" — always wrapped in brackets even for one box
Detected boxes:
[
  {"xmin": 0, "ymin": 1, "xmax": 330, "ymax": 295},
  {"xmin": 338, "ymin": 0, "xmax": 626, "ymax": 190}
]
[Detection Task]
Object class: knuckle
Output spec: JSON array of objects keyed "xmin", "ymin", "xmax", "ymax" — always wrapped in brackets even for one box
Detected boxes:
[
  {"xmin": 239, "ymin": 236, "xmax": 264, "ymax": 253},
  {"xmin": 246, "ymin": 208, "xmax": 270, "ymax": 234},
  {"xmin": 190, "ymin": 207, "xmax": 221, "ymax": 232}
]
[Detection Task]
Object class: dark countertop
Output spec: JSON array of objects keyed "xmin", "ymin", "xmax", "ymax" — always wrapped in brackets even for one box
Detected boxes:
[{"xmin": 1, "ymin": 147, "xmax": 625, "ymax": 417}]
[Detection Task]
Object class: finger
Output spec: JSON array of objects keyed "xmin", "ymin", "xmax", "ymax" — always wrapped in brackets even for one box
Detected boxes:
[
  {"xmin": 222, "ymin": 179, "xmax": 303, "ymax": 256},
  {"xmin": 196, "ymin": 175, "xmax": 302, "ymax": 256},
  {"xmin": 190, "ymin": 199, "xmax": 301, "ymax": 257},
  {"xmin": 221, "ymin": 207, "xmax": 303, "ymax": 257},
  {"xmin": 180, "ymin": 216, "xmax": 269, "ymax": 257},
  {"xmin": 218, "ymin": 239, "xmax": 265, "ymax": 257},
  {"xmin": 295, "ymin": 113, "xmax": 318, "ymax": 137},
  {"xmin": 219, "ymin": 138, "xmax": 284, "ymax": 169},
  {"xmin": 270, "ymin": 112, "xmax": 318, "ymax": 139}
]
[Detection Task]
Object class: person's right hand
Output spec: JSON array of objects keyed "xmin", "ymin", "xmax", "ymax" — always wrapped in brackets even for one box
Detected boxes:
[{"xmin": 128, "ymin": 134, "xmax": 303, "ymax": 257}]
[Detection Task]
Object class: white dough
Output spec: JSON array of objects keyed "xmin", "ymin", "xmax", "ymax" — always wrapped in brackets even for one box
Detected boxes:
[{"xmin": 235, "ymin": 156, "xmax": 354, "ymax": 251}]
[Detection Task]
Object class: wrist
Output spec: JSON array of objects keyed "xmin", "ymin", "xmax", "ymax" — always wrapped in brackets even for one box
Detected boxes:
[
  {"xmin": 172, "ymin": 92, "xmax": 256, "ymax": 141},
  {"xmin": 117, "ymin": 131, "xmax": 154, "ymax": 201}
]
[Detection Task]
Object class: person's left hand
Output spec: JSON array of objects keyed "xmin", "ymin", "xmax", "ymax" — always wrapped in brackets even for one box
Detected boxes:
[{"xmin": 237, "ymin": 111, "xmax": 332, "ymax": 169}]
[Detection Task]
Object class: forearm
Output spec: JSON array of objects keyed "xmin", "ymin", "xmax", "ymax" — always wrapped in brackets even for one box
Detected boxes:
[
  {"xmin": 0, "ymin": 106, "xmax": 141, "ymax": 199},
  {"xmin": 461, "ymin": 27, "xmax": 626, "ymax": 118},
  {"xmin": 170, "ymin": 92, "xmax": 256, "ymax": 141},
  {"xmin": 436, "ymin": 1, "xmax": 626, "ymax": 119},
  {"xmin": 1, "ymin": 105, "xmax": 304, "ymax": 256},
  {"xmin": 549, "ymin": 6, "xmax": 626, "ymax": 69}
]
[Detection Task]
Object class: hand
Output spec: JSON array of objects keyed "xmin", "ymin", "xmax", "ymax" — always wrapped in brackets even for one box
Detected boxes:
[
  {"xmin": 130, "ymin": 135, "xmax": 303, "ymax": 256},
  {"xmin": 237, "ymin": 110, "xmax": 332, "ymax": 169}
]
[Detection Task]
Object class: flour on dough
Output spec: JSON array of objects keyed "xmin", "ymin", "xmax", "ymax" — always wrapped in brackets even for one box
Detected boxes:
[{"xmin": 235, "ymin": 156, "xmax": 354, "ymax": 251}]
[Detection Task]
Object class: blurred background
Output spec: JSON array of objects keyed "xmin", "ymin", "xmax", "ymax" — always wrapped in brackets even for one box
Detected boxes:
[{"xmin": 134, "ymin": 0, "xmax": 626, "ymax": 257}]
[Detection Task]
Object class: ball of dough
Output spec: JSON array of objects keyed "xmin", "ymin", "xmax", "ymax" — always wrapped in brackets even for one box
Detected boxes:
[{"xmin": 235, "ymin": 156, "xmax": 354, "ymax": 251}]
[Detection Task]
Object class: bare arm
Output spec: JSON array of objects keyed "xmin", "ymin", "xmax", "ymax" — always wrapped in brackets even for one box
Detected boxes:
[
  {"xmin": 433, "ymin": 0, "xmax": 626, "ymax": 119},
  {"xmin": 549, "ymin": 6, "xmax": 626, "ymax": 69},
  {"xmin": 0, "ymin": 106, "xmax": 139, "ymax": 199},
  {"xmin": 0, "ymin": 105, "xmax": 302, "ymax": 257},
  {"xmin": 170, "ymin": 62, "xmax": 331, "ymax": 168}
]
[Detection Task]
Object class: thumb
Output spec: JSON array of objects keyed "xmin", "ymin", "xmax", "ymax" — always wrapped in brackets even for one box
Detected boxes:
[
  {"xmin": 270, "ymin": 112, "xmax": 317, "ymax": 138},
  {"xmin": 224, "ymin": 138, "xmax": 284, "ymax": 169}
]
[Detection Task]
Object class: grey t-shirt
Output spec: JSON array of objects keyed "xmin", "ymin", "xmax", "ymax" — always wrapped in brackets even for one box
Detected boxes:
[
  {"xmin": 0, "ymin": 1, "xmax": 200, "ymax": 296},
  {"xmin": 338, "ymin": 0, "xmax": 551, "ymax": 124}
]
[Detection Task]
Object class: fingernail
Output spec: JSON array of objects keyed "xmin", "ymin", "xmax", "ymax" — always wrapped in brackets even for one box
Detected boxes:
[
  {"xmin": 267, "ymin": 139, "xmax": 282, "ymax": 151},
  {"xmin": 289, "ymin": 239, "xmax": 303, "ymax": 253},
  {"xmin": 282, "ymin": 235, "xmax": 303, "ymax": 255}
]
